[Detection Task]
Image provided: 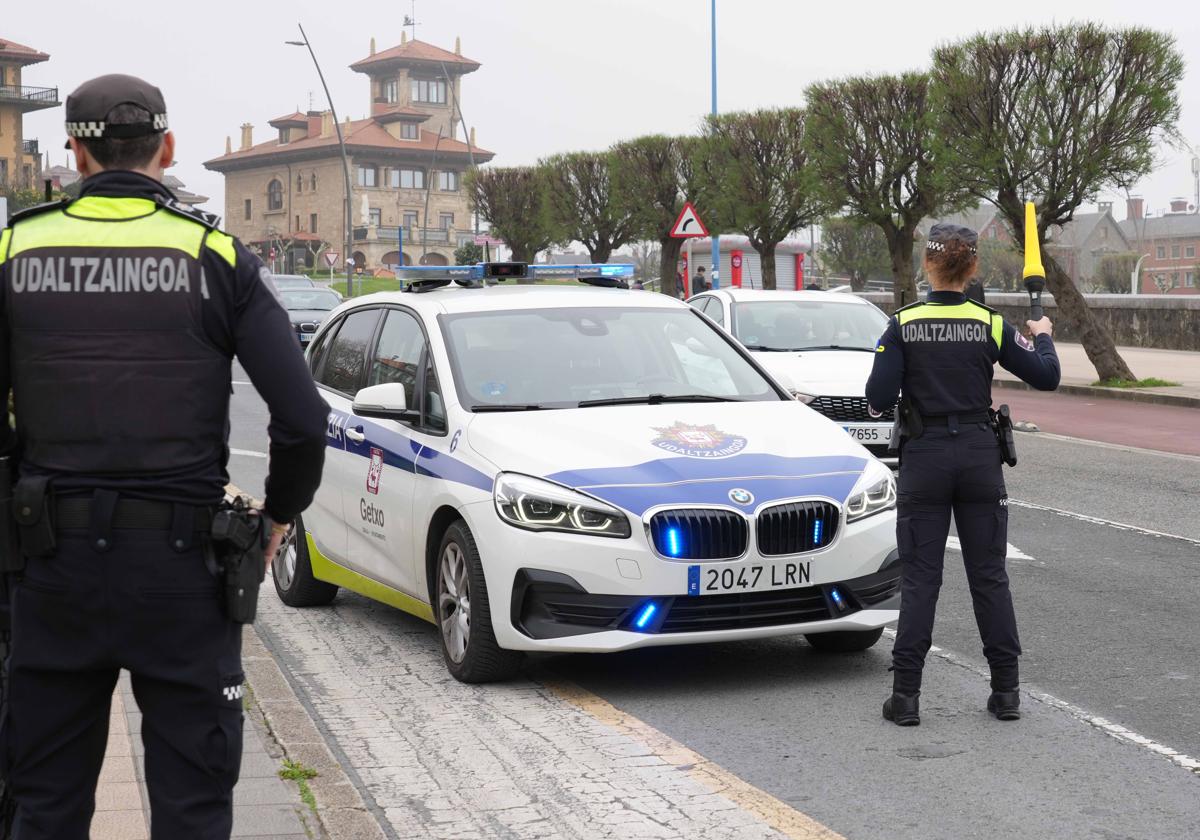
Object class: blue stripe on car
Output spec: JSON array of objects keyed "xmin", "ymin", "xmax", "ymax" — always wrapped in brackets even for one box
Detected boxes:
[{"xmin": 549, "ymin": 454, "xmax": 867, "ymax": 489}]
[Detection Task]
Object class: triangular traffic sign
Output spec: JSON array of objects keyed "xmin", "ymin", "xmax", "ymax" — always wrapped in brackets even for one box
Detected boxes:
[{"xmin": 670, "ymin": 202, "xmax": 709, "ymax": 238}]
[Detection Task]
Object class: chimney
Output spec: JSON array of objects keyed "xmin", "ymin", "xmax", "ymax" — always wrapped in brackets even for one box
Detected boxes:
[
  {"xmin": 225, "ymin": 136, "xmax": 232, "ymax": 155},
  {"xmin": 370, "ymin": 36, "xmax": 376, "ymax": 56},
  {"xmin": 1169, "ymin": 197, "xmax": 1189, "ymax": 214},
  {"xmin": 1098, "ymin": 200, "xmax": 1113, "ymax": 216},
  {"xmin": 455, "ymin": 36, "xmax": 461, "ymax": 55},
  {"xmin": 321, "ymin": 111, "xmax": 333, "ymax": 138},
  {"xmin": 469, "ymin": 126, "xmax": 476, "ymax": 148},
  {"xmin": 307, "ymin": 111, "xmax": 322, "ymax": 136},
  {"xmin": 401, "ymin": 31, "xmax": 407, "ymax": 45},
  {"xmin": 239, "ymin": 123, "xmax": 253, "ymax": 151},
  {"xmin": 1126, "ymin": 196, "xmax": 1144, "ymax": 221}
]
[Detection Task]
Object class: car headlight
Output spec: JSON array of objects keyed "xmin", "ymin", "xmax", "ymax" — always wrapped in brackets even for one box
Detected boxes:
[
  {"xmin": 791, "ymin": 391, "xmax": 817, "ymax": 404},
  {"xmin": 845, "ymin": 462, "xmax": 897, "ymax": 523},
  {"xmin": 494, "ymin": 473, "xmax": 631, "ymax": 538}
]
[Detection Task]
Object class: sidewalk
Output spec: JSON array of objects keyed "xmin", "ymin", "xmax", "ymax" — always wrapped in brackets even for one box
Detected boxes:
[
  {"xmin": 994, "ymin": 342, "xmax": 1200, "ymax": 404},
  {"xmin": 91, "ymin": 670, "xmax": 311, "ymax": 839}
]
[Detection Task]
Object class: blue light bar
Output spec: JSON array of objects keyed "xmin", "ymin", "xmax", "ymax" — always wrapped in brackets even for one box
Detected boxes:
[
  {"xmin": 527, "ymin": 263, "xmax": 635, "ymax": 279},
  {"xmin": 813, "ymin": 518, "xmax": 824, "ymax": 546},
  {"xmin": 635, "ymin": 602, "xmax": 658, "ymax": 630},
  {"xmin": 394, "ymin": 264, "xmax": 483, "ymax": 280},
  {"xmin": 665, "ymin": 527, "xmax": 682, "ymax": 557}
]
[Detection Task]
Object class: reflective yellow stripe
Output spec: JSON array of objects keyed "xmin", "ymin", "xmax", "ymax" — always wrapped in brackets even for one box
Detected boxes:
[
  {"xmin": 306, "ymin": 532, "xmax": 435, "ymax": 624},
  {"xmin": 898, "ymin": 302, "xmax": 1001, "ymax": 349},
  {"xmin": 9, "ymin": 205, "xmax": 208, "ymax": 259},
  {"xmin": 0, "ymin": 228, "xmax": 11, "ymax": 266},
  {"xmin": 207, "ymin": 230, "xmax": 237, "ymax": 269},
  {"xmin": 67, "ymin": 196, "xmax": 158, "ymax": 220}
]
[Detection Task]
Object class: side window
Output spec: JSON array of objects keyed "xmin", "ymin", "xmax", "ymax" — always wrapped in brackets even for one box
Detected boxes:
[
  {"xmin": 706, "ymin": 299, "xmax": 725, "ymax": 327},
  {"xmin": 307, "ymin": 318, "xmax": 340, "ymax": 378},
  {"xmin": 318, "ymin": 308, "xmax": 380, "ymax": 395},
  {"xmin": 368, "ymin": 310, "xmax": 425, "ymax": 411},
  {"xmin": 687, "ymin": 296, "xmax": 708, "ymax": 313},
  {"xmin": 422, "ymin": 361, "xmax": 447, "ymax": 433}
]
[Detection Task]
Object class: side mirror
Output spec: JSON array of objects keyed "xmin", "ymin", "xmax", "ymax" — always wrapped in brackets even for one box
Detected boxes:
[{"xmin": 353, "ymin": 382, "xmax": 417, "ymax": 421}]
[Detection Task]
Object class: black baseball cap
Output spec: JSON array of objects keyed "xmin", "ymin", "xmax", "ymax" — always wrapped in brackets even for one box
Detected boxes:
[
  {"xmin": 926, "ymin": 222, "xmax": 978, "ymax": 253},
  {"xmin": 64, "ymin": 74, "xmax": 168, "ymax": 148}
]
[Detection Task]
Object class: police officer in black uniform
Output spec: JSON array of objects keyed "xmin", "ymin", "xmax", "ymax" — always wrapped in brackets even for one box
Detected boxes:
[
  {"xmin": 0, "ymin": 75, "xmax": 327, "ymax": 838},
  {"xmin": 866, "ymin": 223, "xmax": 1059, "ymax": 727}
]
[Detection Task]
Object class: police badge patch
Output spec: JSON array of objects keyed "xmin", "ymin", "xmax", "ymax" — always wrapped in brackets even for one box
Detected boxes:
[
  {"xmin": 652, "ymin": 421, "xmax": 747, "ymax": 459},
  {"xmin": 1016, "ymin": 331, "xmax": 1034, "ymax": 351},
  {"xmin": 367, "ymin": 447, "xmax": 384, "ymax": 494}
]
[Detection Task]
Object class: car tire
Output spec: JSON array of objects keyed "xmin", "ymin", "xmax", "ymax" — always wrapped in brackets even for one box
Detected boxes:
[
  {"xmin": 272, "ymin": 515, "xmax": 339, "ymax": 607},
  {"xmin": 804, "ymin": 627, "xmax": 885, "ymax": 653},
  {"xmin": 436, "ymin": 520, "xmax": 523, "ymax": 683}
]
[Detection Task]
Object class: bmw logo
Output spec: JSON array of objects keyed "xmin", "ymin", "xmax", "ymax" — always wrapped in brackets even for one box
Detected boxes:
[{"xmin": 729, "ymin": 488, "xmax": 754, "ymax": 506}]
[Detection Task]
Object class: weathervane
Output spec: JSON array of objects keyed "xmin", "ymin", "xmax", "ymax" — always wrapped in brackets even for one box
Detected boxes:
[{"xmin": 403, "ymin": 0, "xmax": 420, "ymax": 41}]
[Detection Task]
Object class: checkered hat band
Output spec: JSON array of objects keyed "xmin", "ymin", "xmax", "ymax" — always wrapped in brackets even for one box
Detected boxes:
[
  {"xmin": 926, "ymin": 240, "xmax": 977, "ymax": 255},
  {"xmin": 65, "ymin": 113, "xmax": 168, "ymax": 139}
]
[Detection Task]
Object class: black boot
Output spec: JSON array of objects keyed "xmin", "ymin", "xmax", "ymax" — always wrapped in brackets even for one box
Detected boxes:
[
  {"xmin": 883, "ymin": 692, "xmax": 920, "ymax": 726},
  {"xmin": 987, "ymin": 689, "xmax": 1021, "ymax": 721}
]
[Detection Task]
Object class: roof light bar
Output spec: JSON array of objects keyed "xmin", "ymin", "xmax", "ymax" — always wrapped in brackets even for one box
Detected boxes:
[{"xmin": 393, "ymin": 262, "xmax": 637, "ymax": 289}]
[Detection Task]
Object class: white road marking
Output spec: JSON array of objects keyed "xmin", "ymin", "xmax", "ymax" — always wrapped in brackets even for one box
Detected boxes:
[
  {"xmin": 881, "ymin": 629, "xmax": 1200, "ymax": 777},
  {"xmin": 945, "ymin": 535, "xmax": 1034, "ymax": 561},
  {"xmin": 229, "ymin": 448, "xmax": 268, "ymax": 459},
  {"xmin": 1009, "ymin": 499, "xmax": 1200, "ymax": 547},
  {"xmin": 1016, "ymin": 429, "xmax": 1200, "ymax": 463},
  {"xmin": 232, "ymin": 380, "xmax": 253, "ymax": 386}
]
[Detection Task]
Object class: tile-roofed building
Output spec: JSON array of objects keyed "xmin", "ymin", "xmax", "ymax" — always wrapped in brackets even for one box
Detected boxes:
[
  {"xmin": 205, "ymin": 32, "xmax": 493, "ymax": 273},
  {"xmin": 1119, "ymin": 197, "xmax": 1200, "ymax": 294},
  {"xmin": 0, "ymin": 36, "xmax": 59, "ymax": 192}
]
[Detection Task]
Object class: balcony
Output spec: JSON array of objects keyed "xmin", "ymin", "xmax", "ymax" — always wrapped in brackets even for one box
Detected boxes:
[
  {"xmin": 22, "ymin": 139, "xmax": 38, "ymax": 156},
  {"xmin": 0, "ymin": 85, "xmax": 60, "ymax": 112},
  {"xmin": 354, "ymin": 225, "xmax": 453, "ymax": 245}
]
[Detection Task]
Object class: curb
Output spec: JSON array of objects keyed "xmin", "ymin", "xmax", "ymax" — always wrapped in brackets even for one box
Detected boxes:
[
  {"xmin": 243, "ymin": 625, "xmax": 388, "ymax": 840},
  {"xmin": 993, "ymin": 377, "xmax": 1200, "ymax": 409}
]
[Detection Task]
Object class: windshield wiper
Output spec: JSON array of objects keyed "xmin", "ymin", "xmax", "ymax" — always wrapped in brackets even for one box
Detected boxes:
[
  {"xmin": 469, "ymin": 404, "xmax": 552, "ymax": 412},
  {"xmin": 577, "ymin": 393, "xmax": 743, "ymax": 408},
  {"xmin": 741, "ymin": 344, "xmax": 795, "ymax": 352},
  {"xmin": 796, "ymin": 345, "xmax": 876, "ymax": 352}
]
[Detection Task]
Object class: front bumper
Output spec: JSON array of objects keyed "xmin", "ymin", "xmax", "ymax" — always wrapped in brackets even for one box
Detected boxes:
[{"xmin": 461, "ymin": 499, "xmax": 898, "ymax": 653}]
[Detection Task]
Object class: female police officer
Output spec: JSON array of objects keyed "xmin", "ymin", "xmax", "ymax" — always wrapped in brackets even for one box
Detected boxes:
[{"xmin": 865, "ymin": 223, "xmax": 1060, "ymax": 726}]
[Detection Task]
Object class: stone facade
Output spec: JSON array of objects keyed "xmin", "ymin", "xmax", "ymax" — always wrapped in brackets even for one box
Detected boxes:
[
  {"xmin": 205, "ymin": 35, "xmax": 492, "ymax": 272},
  {"xmin": 0, "ymin": 37, "xmax": 57, "ymax": 192}
]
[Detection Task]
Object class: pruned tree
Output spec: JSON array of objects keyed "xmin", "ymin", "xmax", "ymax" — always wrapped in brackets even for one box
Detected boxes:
[
  {"xmin": 819, "ymin": 218, "xmax": 891, "ymax": 290},
  {"xmin": 930, "ymin": 24, "xmax": 1184, "ymax": 381},
  {"xmin": 629, "ymin": 241, "xmax": 661, "ymax": 286},
  {"xmin": 540, "ymin": 151, "xmax": 638, "ymax": 264},
  {"xmin": 1094, "ymin": 252, "xmax": 1139, "ymax": 294},
  {"xmin": 454, "ymin": 241, "xmax": 483, "ymax": 265},
  {"xmin": 611, "ymin": 135, "xmax": 703, "ymax": 298},
  {"xmin": 698, "ymin": 109, "xmax": 826, "ymax": 290},
  {"xmin": 806, "ymin": 72, "xmax": 967, "ymax": 308},
  {"xmin": 975, "ymin": 239, "xmax": 1025, "ymax": 292},
  {"xmin": 465, "ymin": 166, "xmax": 554, "ymax": 264}
]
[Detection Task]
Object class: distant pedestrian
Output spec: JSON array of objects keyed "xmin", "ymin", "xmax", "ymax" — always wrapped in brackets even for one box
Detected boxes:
[{"xmin": 694, "ymin": 265, "xmax": 710, "ymax": 293}]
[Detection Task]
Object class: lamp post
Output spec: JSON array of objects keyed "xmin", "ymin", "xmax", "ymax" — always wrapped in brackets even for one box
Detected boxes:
[
  {"xmin": 709, "ymin": 0, "xmax": 720, "ymax": 287},
  {"xmin": 1130, "ymin": 252, "xmax": 1151, "ymax": 295},
  {"xmin": 287, "ymin": 24, "xmax": 355, "ymax": 295}
]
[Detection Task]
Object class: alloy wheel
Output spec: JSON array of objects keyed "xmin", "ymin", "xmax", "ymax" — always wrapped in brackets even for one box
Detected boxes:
[{"xmin": 438, "ymin": 542, "xmax": 471, "ymax": 663}]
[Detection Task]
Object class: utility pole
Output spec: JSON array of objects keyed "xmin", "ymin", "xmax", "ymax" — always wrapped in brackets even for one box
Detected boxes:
[{"xmin": 709, "ymin": 0, "xmax": 720, "ymax": 287}]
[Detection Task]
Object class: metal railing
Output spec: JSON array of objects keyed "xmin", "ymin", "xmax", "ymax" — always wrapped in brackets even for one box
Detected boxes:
[
  {"xmin": 22, "ymin": 139, "xmax": 38, "ymax": 156},
  {"xmin": 354, "ymin": 225, "xmax": 454, "ymax": 245},
  {"xmin": 0, "ymin": 85, "xmax": 59, "ymax": 104}
]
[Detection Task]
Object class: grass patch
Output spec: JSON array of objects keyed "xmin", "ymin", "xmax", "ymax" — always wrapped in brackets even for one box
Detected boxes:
[
  {"xmin": 1091, "ymin": 377, "xmax": 1181, "ymax": 389},
  {"xmin": 279, "ymin": 759, "xmax": 319, "ymax": 815}
]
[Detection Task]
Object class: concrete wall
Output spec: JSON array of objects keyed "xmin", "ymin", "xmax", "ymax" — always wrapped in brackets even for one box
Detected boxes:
[{"xmin": 858, "ymin": 292, "xmax": 1200, "ymax": 352}]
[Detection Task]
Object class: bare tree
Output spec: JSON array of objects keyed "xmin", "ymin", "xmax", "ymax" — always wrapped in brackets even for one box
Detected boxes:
[
  {"xmin": 540, "ymin": 151, "xmax": 638, "ymax": 264},
  {"xmin": 819, "ymin": 218, "xmax": 891, "ymax": 291},
  {"xmin": 465, "ymin": 167, "xmax": 554, "ymax": 264},
  {"xmin": 806, "ymin": 73, "xmax": 967, "ymax": 307},
  {"xmin": 931, "ymin": 24, "xmax": 1184, "ymax": 380}
]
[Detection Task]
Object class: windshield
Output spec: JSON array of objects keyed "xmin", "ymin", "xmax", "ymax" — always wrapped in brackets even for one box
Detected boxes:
[
  {"xmin": 271, "ymin": 277, "xmax": 314, "ymax": 288},
  {"xmin": 732, "ymin": 300, "xmax": 887, "ymax": 351},
  {"xmin": 441, "ymin": 307, "xmax": 783, "ymax": 409},
  {"xmin": 278, "ymin": 289, "xmax": 341, "ymax": 311}
]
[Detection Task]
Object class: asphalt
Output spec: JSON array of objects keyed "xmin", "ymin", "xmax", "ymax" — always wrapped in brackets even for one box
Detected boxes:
[{"xmin": 227, "ymin": 365, "xmax": 1200, "ymax": 839}]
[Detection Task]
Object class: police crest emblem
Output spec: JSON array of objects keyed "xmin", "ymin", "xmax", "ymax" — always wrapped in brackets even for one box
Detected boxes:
[
  {"xmin": 651, "ymin": 421, "xmax": 747, "ymax": 459},
  {"xmin": 367, "ymin": 447, "xmax": 384, "ymax": 494}
]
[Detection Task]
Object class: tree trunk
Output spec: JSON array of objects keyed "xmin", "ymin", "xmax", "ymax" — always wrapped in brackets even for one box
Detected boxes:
[
  {"xmin": 850, "ymin": 271, "xmax": 867, "ymax": 292},
  {"xmin": 589, "ymin": 243, "xmax": 613, "ymax": 264},
  {"xmin": 659, "ymin": 237, "xmax": 684, "ymax": 298},
  {"xmin": 886, "ymin": 227, "xmax": 917, "ymax": 309},
  {"xmin": 758, "ymin": 242, "xmax": 778, "ymax": 290},
  {"xmin": 1043, "ymin": 254, "xmax": 1135, "ymax": 382}
]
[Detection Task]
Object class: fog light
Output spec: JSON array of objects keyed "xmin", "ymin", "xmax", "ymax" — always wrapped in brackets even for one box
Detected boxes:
[
  {"xmin": 634, "ymin": 601, "xmax": 659, "ymax": 630},
  {"xmin": 830, "ymin": 586, "xmax": 847, "ymax": 612}
]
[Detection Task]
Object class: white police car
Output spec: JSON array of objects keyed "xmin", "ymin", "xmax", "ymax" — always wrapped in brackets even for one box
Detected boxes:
[
  {"xmin": 273, "ymin": 264, "xmax": 900, "ymax": 683},
  {"xmin": 687, "ymin": 288, "xmax": 896, "ymax": 465}
]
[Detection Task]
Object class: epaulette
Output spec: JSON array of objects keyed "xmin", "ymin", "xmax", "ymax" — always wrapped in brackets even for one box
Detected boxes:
[
  {"xmin": 894, "ymin": 299, "xmax": 925, "ymax": 313},
  {"xmin": 964, "ymin": 298, "xmax": 999, "ymax": 315},
  {"xmin": 5, "ymin": 198, "xmax": 71, "ymax": 227},
  {"xmin": 154, "ymin": 195, "xmax": 222, "ymax": 231}
]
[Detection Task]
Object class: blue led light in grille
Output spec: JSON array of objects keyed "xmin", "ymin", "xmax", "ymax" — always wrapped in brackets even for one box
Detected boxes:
[
  {"xmin": 813, "ymin": 519, "xmax": 824, "ymax": 546},
  {"xmin": 666, "ymin": 527, "xmax": 682, "ymax": 557},
  {"xmin": 635, "ymin": 602, "xmax": 658, "ymax": 630}
]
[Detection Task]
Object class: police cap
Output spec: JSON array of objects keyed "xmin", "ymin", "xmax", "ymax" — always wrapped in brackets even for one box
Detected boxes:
[
  {"xmin": 926, "ymin": 222, "xmax": 978, "ymax": 254},
  {"xmin": 64, "ymin": 74, "xmax": 168, "ymax": 147}
]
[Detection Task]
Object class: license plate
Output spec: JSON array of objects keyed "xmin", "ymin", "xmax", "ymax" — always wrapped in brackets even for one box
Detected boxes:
[
  {"xmin": 687, "ymin": 561, "xmax": 812, "ymax": 596},
  {"xmin": 299, "ymin": 333, "xmax": 313, "ymax": 343},
  {"xmin": 843, "ymin": 423, "xmax": 890, "ymax": 443}
]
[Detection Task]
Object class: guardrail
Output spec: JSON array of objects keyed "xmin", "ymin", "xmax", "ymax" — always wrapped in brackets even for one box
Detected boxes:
[{"xmin": 0, "ymin": 84, "xmax": 59, "ymax": 105}]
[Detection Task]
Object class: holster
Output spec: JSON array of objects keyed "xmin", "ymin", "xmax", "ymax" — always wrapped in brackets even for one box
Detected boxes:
[
  {"xmin": 889, "ymin": 394, "xmax": 923, "ymax": 464},
  {"xmin": 991, "ymin": 404, "xmax": 1018, "ymax": 467},
  {"xmin": 12, "ymin": 475, "xmax": 54, "ymax": 563},
  {"xmin": 210, "ymin": 496, "xmax": 267, "ymax": 624}
]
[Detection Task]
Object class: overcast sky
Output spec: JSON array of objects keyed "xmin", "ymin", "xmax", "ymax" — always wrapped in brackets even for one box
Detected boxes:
[{"xmin": 11, "ymin": 0, "xmax": 1200, "ymax": 225}]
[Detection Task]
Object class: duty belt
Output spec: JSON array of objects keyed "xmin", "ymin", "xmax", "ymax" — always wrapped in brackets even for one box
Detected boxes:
[
  {"xmin": 54, "ymin": 498, "xmax": 213, "ymax": 532},
  {"xmin": 921, "ymin": 412, "xmax": 991, "ymax": 426}
]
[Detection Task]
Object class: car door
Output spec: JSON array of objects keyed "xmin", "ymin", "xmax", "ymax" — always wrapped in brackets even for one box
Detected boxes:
[
  {"xmin": 345, "ymin": 306, "xmax": 427, "ymax": 596},
  {"xmin": 309, "ymin": 306, "xmax": 382, "ymax": 572}
]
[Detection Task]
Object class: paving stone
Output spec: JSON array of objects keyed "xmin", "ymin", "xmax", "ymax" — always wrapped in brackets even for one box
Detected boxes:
[{"xmin": 230, "ymin": 804, "xmax": 308, "ymax": 837}]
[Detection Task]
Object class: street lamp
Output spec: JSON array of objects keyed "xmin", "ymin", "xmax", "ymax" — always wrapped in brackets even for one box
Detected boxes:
[
  {"xmin": 1130, "ymin": 252, "xmax": 1151, "ymax": 295},
  {"xmin": 287, "ymin": 24, "xmax": 356, "ymax": 295},
  {"xmin": 709, "ymin": 0, "xmax": 720, "ymax": 287}
]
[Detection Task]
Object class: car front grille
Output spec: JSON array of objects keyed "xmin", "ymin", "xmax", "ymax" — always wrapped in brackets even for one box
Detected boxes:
[
  {"xmin": 648, "ymin": 508, "xmax": 748, "ymax": 561},
  {"xmin": 808, "ymin": 395, "xmax": 894, "ymax": 423},
  {"xmin": 298, "ymin": 322, "xmax": 320, "ymax": 334},
  {"xmin": 757, "ymin": 501, "xmax": 840, "ymax": 556},
  {"xmin": 659, "ymin": 586, "xmax": 832, "ymax": 633}
]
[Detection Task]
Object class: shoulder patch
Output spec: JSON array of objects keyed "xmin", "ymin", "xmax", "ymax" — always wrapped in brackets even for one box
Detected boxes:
[
  {"xmin": 154, "ymin": 195, "xmax": 222, "ymax": 231},
  {"xmin": 5, "ymin": 199, "xmax": 70, "ymax": 227}
]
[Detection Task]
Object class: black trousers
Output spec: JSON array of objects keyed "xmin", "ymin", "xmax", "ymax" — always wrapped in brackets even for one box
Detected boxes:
[
  {"xmin": 891, "ymin": 422, "xmax": 1021, "ymax": 693},
  {"xmin": 2, "ymin": 529, "xmax": 243, "ymax": 840}
]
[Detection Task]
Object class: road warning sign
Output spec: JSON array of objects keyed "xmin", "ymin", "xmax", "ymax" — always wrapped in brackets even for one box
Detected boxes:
[{"xmin": 670, "ymin": 202, "xmax": 709, "ymax": 238}]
